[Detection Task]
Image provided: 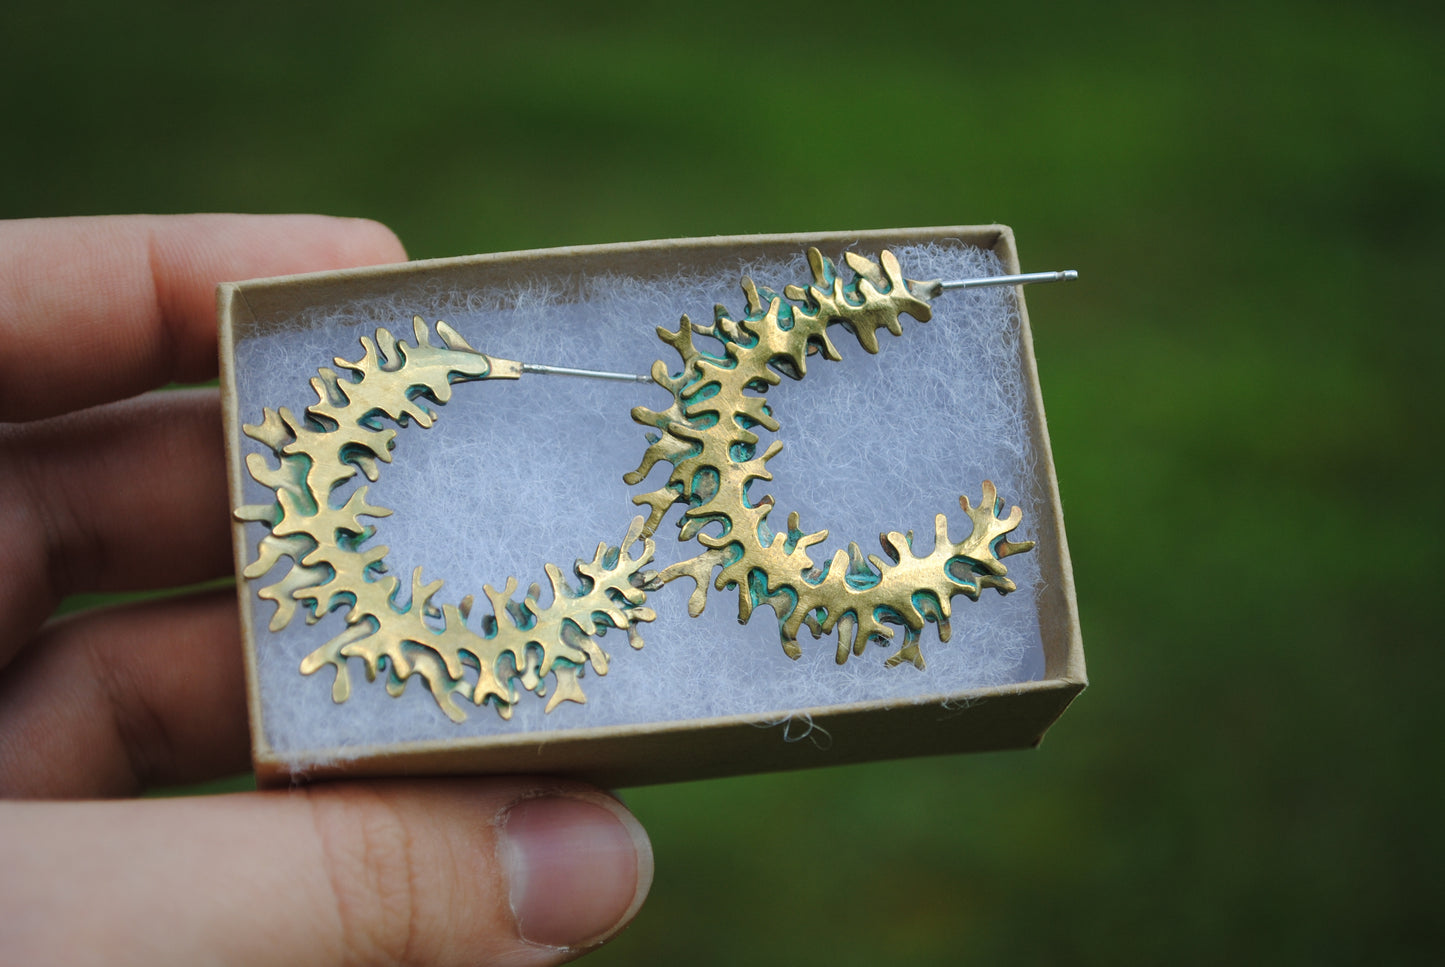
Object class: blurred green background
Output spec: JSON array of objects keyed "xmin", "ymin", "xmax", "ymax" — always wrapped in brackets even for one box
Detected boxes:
[{"xmin": 4, "ymin": 0, "xmax": 1441, "ymax": 963}]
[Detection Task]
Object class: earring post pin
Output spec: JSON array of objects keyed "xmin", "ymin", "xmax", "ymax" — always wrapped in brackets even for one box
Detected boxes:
[
  {"xmin": 520, "ymin": 362, "xmax": 656, "ymax": 383},
  {"xmin": 938, "ymin": 269, "xmax": 1078, "ymax": 290}
]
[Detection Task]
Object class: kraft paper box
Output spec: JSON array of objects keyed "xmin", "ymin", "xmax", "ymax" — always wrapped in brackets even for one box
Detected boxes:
[{"xmin": 219, "ymin": 226, "xmax": 1084, "ymax": 787}]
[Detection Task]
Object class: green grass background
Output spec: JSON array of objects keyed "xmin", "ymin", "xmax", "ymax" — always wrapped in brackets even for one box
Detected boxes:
[{"xmin": 4, "ymin": 1, "xmax": 1441, "ymax": 962}]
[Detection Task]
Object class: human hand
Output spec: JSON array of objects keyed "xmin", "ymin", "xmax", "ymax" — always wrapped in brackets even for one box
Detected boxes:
[{"xmin": 0, "ymin": 215, "xmax": 653, "ymax": 965}]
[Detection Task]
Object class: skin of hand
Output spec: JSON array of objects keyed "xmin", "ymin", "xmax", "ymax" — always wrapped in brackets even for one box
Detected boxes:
[{"xmin": 0, "ymin": 215, "xmax": 653, "ymax": 966}]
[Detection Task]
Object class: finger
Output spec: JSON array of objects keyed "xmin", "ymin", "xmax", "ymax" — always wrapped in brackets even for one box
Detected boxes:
[
  {"xmin": 0, "ymin": 214, "xmax": 407, "ymax": 421},
  {"xmin": 0, "ymin": 389, "xmax": 232, "ymax": 648},
  {"xmin": 0, "ymin": 779, "xmax": 654, "ymax": 967},
  {"xmin": 0, "ymin": 589, "xmax": 247, "ymax": 798}
]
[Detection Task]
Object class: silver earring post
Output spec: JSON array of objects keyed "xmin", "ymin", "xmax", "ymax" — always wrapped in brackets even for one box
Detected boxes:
[
  {"xmin": 938, "ymin": 269, "xmax": 1078, "ymax": 290},
  {"xmin": 519, "ymin": 362, "xmax": 655, "ymax": 383}
]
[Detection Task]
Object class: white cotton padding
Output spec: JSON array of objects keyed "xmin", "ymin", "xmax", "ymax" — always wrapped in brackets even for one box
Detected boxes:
[{"xmin": 233, "ymin": 242, "xmax": 1046, "ymax": 755}]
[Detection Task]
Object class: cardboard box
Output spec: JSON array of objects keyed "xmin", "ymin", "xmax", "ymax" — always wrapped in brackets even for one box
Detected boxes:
[{"xmin": 219, "ymin": 226, "xmax": 1084, "ymax": 787}]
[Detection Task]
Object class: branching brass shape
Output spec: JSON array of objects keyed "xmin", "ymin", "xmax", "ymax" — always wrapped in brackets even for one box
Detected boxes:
[
  {"xmin": 238, "ymin": 316, "xmax": 657, "ymax": 722},
  {"xmin": 626, "ymin": 248, "xmax": 1036, "ymax": 669},
  {"xmin": 241, "ymin": 249, "xmax": 1036, "ymax": 723}
]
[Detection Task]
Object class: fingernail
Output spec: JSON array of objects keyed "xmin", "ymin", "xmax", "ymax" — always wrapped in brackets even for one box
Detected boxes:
[{"xmin": 499, "ymin": 794, "xmax": 654, "ymax": 949}]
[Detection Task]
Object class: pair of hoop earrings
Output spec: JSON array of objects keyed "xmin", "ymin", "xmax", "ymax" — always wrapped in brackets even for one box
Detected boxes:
[{"xmin": 237, "ymin": 248, "xmax": 1074, "ymax": 723}]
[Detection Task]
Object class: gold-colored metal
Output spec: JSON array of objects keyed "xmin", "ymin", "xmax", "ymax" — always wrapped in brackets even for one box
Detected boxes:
[
  {"xmin": 626, "ymin": 248, "xmax": 1036, "ymax": 668},
  {"xmin": 238, "ymin": 316, "xmax": 657, "ymax": 722}
]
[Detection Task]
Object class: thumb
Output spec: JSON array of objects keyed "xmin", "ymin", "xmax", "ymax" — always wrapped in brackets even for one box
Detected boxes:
[{"xmin": 0, "ymin": 778, "xmax": 652, "ymax": 966}]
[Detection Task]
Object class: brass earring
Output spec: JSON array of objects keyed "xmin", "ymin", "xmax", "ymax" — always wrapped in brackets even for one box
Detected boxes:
[
  {"xmin": 236, "ymin": 249, "xmax": 1075, "ymax": 723},
  {"xmin": 626, "ymin": 248, "xmax": 1063, "ymax": 671},
  {"xmin": 236, "ymin": 317, "xmax": 659, "ymax": 723}
]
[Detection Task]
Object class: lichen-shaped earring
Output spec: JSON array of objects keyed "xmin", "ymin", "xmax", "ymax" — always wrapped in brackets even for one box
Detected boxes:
[
  {"xmin": 237, "ymin": 249, "xmax": 1075, "ymax": 723},
  {"xmin": 626, "ymin": 248, "xmax": 1040, "ymax": 671},
  {"xmin": 237, "ymin": 317, "xmax": 658, "ymax": 722}
]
